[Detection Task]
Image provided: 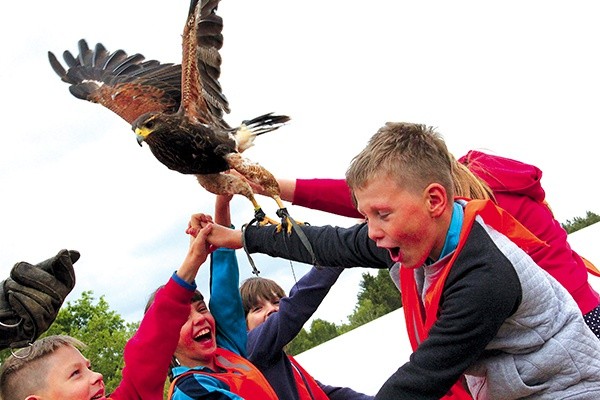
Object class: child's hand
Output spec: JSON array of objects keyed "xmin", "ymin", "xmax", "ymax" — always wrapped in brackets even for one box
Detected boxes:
[
  {"xmin": 186, "ymin": 213, "xmax": 214, "ymax": 237},
  {"xmin": 177, "ymin": 223, "xmax": 214, "ymax": 283},
  {"xmin": 185, "ymin": 211, "xmax": 243, "ymax": 250},
  {"xmin": 206, "ymin": 223, "xmax": 244, "ymax": 250},
  {"xmin": 188, "ymin": 223, "xmax": 213, "ymax": 262}
]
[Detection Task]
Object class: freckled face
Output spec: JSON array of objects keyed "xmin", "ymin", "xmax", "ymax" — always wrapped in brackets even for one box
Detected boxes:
[
  {"xmin": 246, "ymin": 297, "xmax": 280, "ymax": 331},
  {"xmin": 355, "ymin": 176, "xmax": 441, "ymax": 269},
  {"xmin": 36, "ymin": 345, "xmax": 106, "ymax": 400}
]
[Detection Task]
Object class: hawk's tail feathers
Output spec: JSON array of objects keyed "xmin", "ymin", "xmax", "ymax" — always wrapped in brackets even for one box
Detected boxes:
[
  {"xmin": 235, "ymin": 112, "xmax": 291, "ymax": 153},
  {"xmin": 242, "ymin": 112, "xmax": 291, "ymax": 136}
]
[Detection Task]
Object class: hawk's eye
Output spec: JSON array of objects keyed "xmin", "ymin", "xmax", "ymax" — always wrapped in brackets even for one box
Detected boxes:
[{"xmin": 145, "ymin": 120, "xmax": 155, "ymax": 129}]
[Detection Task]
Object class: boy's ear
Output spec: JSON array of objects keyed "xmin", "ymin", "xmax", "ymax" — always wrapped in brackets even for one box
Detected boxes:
[
  {"xmin": 25, "ymin": 396, "xmax": 41, "ymax": 400},
  {"xmin": 424, "ymin": 183, "xmax": 448, "ymax": 217}
]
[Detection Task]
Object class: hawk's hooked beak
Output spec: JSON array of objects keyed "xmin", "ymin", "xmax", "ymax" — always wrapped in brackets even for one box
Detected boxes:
[{"xmin": 135, "ymin": 128, "xmax": 146, "ymax": 147}]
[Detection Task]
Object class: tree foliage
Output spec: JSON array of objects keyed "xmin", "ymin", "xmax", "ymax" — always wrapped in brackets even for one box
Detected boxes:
[
  {"xmin": 286, "ymin": 327, "xmax": 312, "ymax": 355},
  {"xmin": 562, "ymin": 211, "xmax": 600, "ymax": 234},
  {"xmin": 356, "ymin": 269, "xmax": 402, "ymax": 315},
  {"xmin": 285, "ymin": 318, "xmax": 340, "ymax": 356}
]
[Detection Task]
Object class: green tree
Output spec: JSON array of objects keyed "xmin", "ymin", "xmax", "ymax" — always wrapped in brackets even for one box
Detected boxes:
[
  {"xmin": 286, "ymin": 327, "xmax": 312, "ymax": 355},
  {"xmin": 287, "ymin": 318, "xmax": 341, "ymax": 356},
  {"xmin": 347, "ymin": 298, "xmax": 383, "ymax": 327},
  {"xmin": 562, "ymin": 211, "xmax": 600, "ymax": 234},
  {"xmin": 345, "ymin": 269, "xmax": 402, "ymax": 330},
  {"xmin": 308, "ymin": 318, "xmax": 339, "ymax": 344},
  {"xmin": 357, "ymin": 269, "xmax": 402, "ymax": 312}
]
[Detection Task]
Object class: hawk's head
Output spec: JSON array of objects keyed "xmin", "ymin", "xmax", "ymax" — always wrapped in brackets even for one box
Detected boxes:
[{"xmin": 133, "ymin": 112, "xmax": 166, "ymax": 146}]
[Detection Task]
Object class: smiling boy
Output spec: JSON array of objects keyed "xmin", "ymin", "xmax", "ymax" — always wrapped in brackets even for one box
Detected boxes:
[
  {"xmin": 0, "ymin": 335, "xmax": 106, "ymax": 400},
  {"xmin": 239, "ymin": 270, "xmax": 374, "ymax": 400}
]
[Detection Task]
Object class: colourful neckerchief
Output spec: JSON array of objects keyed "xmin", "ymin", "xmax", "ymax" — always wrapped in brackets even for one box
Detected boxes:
[
  {"xmin": 168, "ymin": 348, "xmax": 278, "ymax": 399},
  {"xmin": 400, "ymin": 199, "xmax": 547, "ymax": 400}
]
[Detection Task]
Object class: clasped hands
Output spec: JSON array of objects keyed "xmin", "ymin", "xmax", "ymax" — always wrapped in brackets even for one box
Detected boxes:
[{"xmin": 186, "ymin": 213, "xmax": 243, "ymax": 251}]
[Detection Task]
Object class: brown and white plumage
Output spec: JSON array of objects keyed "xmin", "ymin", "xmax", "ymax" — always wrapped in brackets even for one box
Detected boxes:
[{"xmin": 48, "ymin": 0, "xmax": 296, "ymax": 229}]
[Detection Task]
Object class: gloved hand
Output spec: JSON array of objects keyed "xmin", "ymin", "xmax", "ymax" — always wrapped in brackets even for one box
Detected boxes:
[
  {"xmin": 0, "ymin": 249, "xmax": 79, "ymax": 349},
  {"xmin": 0, "ymin": 285, "xmax": 22, "ymax": 349}
]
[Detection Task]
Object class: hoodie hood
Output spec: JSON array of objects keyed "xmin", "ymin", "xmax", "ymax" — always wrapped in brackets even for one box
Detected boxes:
[{"xmin": 458, "ymin": 150, "xmax": 545, "ymax": 202}]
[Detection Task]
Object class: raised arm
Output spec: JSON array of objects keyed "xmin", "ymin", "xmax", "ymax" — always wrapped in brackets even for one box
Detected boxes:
[
  {"xmin": 214, "ymin": 194, "xmax": 233, "ymax": 227},
  {"xmin": 246, "ymin": 223, "xmax": 392, "ymax": 269},
  {"xmin": 113, "ymin": 223, "xmax": 213, "ymax": 399},
  {"xmin": 204, "ymin": 222, "xmax": 391, "ymax": 269},
  {"xmin": 247, "ymin": 266, "xmax": 345, "ymax": 363},
  {"xmin": 209, "ymin": 247, "xmax": 247, "ymax": 356},
  {"xmin": 189, "ymin": 195, "xmax": 247, "ymax": 356},
  {"xmin": 293, "ymin": 178, "xmax": 362, "ymax": 219}
]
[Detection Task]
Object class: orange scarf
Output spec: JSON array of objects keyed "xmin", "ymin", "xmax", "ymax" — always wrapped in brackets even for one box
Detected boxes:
[{"xmin": 401, "ymin": 199, "xmax": 546, "ymax": 399}]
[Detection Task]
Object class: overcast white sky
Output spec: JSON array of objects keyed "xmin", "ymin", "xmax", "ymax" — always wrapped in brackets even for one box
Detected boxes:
[{"xmin": 1, "ymin": 1, "xmax": 599, "ymax": 326}]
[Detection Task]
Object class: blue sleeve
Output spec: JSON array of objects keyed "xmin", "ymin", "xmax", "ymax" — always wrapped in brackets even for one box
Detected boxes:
[
  {"xmin": 209, "ymin": 248, "xmax": 247, "ymax": 357},
  {"xmin": 247, "ymin": 266, "xmax": 344, "ymax": 364},
  {"xmin": 172, "ymin": 270, "xmax": 197, "ymax": 291},
  {"xmin": 171, "ymin": 372, "xmax": 243, "ymax": 399}
]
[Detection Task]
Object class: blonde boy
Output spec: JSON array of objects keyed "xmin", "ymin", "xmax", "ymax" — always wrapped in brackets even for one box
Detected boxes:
[{"xmin": 0, "ymin": 335, "xmax": 105, "ymax": 400}]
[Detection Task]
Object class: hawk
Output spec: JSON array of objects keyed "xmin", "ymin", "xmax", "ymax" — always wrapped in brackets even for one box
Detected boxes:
[{"xmin": 48, "ymin": 0, "xmax": 296, "ymax": 230}]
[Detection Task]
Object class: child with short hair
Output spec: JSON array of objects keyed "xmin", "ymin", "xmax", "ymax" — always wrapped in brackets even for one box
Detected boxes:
[
  {"xmin": 269, "ymin": 150, "xmax": 600, "ymax": 339},
  {"xmin": 240, "ymin": 271, "xmax": 374, "ymax": 400},
  {"xmin": 201, "ymin": 122, "xmax": 600, "ymax": 399},
  {"xmin": 0, "ymin": 335, "xmax": 104, "ymax": 400}
]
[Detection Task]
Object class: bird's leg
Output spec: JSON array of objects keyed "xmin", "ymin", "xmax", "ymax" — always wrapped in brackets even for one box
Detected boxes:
[
  {"xmin": 248, "ymin": 195, "xmax": 280, "ymax": 227},
  {"xmin": 216, "ymin": 159, "xmax": 316, "ymax": 263},
  {"xmin": 224, "ymin": 153, "xmax": 307, "ymax": 232},
  {"xmin": 222, "ymin": 153, "xmax": 278, "ymax": 225},
  {"xmin": 272, "ymin": 195, "xmax": 307, "ymax": 234}
]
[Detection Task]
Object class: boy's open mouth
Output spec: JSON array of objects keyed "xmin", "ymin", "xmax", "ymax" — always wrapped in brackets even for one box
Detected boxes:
[
  {"xmin": 90, "ymin": 390, "xmax": 104, "ymax": 400},
  {"xmin": 194, "ymin": 328, "xmax": 212, "ymax": 342},
  {"xmin": 388, "ymin": 247, "xmax": 401, "ymax": 262}
]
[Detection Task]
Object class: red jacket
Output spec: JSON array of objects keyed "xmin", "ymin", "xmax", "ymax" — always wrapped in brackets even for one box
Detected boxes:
[
  {"xmin": 293, "ymin": 151, "xmax": 599, "ymax": 314},
  {"xmin": 109, "ymin": 278, "xmax": 192, "ymax": 399},
  {"xmin": 459, "ymin": 150, "xmax": 599, "ymax": 314}
]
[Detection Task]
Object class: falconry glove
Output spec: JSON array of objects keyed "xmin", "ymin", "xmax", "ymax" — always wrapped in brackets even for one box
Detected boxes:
[
  {"xmin": 0, "ymin": 249, "xmax": 79, "ymax": 349},
  {"xmin": 0, "ymin": 285, "xmax": 21, "ymax": 349}
]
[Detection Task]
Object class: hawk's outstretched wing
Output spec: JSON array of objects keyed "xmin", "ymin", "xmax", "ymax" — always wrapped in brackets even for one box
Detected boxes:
[
  {"xmin": 48, "ymin": 40, "xmax": 182, "ymax": 125},
  {"xmin": 180, "ymin": 0, "xmax": 229, "ymax": 127}
]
